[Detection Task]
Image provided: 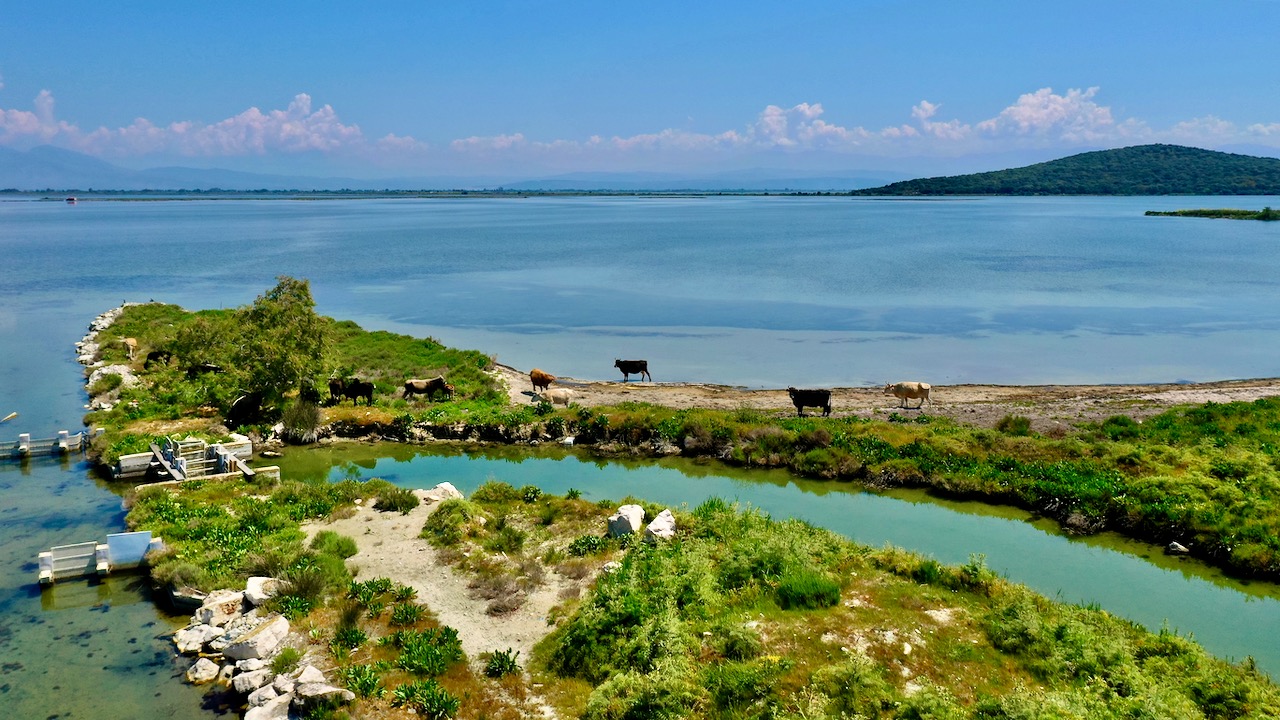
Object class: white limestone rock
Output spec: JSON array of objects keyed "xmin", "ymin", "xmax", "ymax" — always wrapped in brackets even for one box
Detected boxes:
[
  {"xmin": 194, "ymin": 589, "xmax": 246, "ymax": 627},
  {"xmin": 295, "ymin": 665, "xmax": 326, "ymax": 685},
  {"xmin": 421, "ymin": 481, "xmax": 464, "ymax": 504},
  {"xmin": 236, "ymin": 658, "xmax": 268, "ymax": 672},
  {"xmin": 185, "ymin": 657, "xmax": 220, "ymax": 685},
  {"xmin": 233, "ymin": 668, "xmax": 275, "ymax": 694},
  {"xmin": 608, "ymin": 504, "xmax": 645, "ymax": 537},
  {"xmin": 294, "ymin": 683, "xmax": 357, "ymax": 710},
  {"xmin": 245, "ymin": 692, "xmax": 292, "ymax": 720},
  {"xmin": 644, "ymin": 509, "xmax": 677, "ymax": 542},
  {"xmin": 173, "ymin": 623, "xmax": 220, "ymax": 654},
  {"xmin": 273, "ymin": 673, "xmax": 297, "ymax": 694},
  {"xmin": 247, "ymin": 684, "xmax": 279, "ymax": 708},
  {"xmin": 223, "ymin": 615, "xmax": 290, "ymax": 660},
  {"xmin": 244, "ymin": 577, "xmax": 283, "ymax": 606}
]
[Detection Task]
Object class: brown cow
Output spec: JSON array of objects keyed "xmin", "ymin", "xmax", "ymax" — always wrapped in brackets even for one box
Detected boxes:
[
  {"xmin": 404, "ymin": 376, "xmax": 454, "ymax": 401},
  {"xmin": 530, "ymin": 368, "xmax": 556, "ymax": 392}
]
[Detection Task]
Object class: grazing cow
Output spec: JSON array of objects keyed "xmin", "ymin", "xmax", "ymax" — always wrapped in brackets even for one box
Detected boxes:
[
  {"xmin": 329, "ymin": 377, "xmax": 374, "ymax": 405},
  {"xmin": 787, "ymin": 387, "xmax": 832, "ymax": 417},
  {"xmin": 186, "ymin": 362, "xmax": 224, "ymax": 378},
  {"xmin": 328, "ymin": 377, "xmax": 347, "ymax": 404},
  {"xmin": 226, "ymin": 391, "xmax": 264, "ymax": 428},
  {"xmin": 530, "ymin": 368, "xmax": 556, "ymax": 392},
  {"xmin": 614, "ymin": 358, "xmax": 652, "ymax": 382},
  {"xmin": 121, "ymin": 337, "xmax": 138, "ymax": 360},
  {"xmin": 144, "ymin": 349, "xmax": 173, "ymax": 368},
  {"xmin": 884, "ymin": 381, "xmax": 931, "ymax": 409},
  {"xmin": 540, "ymin": 388, "xmax": 575, "ymax": 407},
  {"xmin": 404, "ymin": 376, "xmax": 455, "ymax": 401}
]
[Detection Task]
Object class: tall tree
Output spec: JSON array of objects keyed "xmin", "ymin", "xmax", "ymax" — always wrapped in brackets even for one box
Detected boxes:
[{"xmin": 232, "ymin": 276, "xmax": 328, "ymax": 402}]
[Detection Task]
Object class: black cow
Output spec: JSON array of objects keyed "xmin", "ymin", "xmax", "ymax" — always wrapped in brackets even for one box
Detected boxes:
[
  {"xmin": 144, "ymin": 349, "xmax": 173, "ymax": 368},
  {"xmin": 226, "ymin": 391, "xmax": 265, "ymax": 427},
  {"xmin": 614, "ymin": 358, "xmax": 652, "ymax": 382},
  {"xmin": 329, "ymin": 377, "xmax": 374, "ymax": 405},
  {"xmin": 787, "ymin": 387, "xmax": 831, "ymax": 417}
]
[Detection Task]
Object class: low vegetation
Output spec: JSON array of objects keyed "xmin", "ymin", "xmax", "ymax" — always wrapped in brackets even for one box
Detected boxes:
[
  {"xmin": 1145, "ymin": 207, "xmax": 1279, "ymax": 221},
  {"xmin": 124, "ymin": 457, "xmax": 1280, "ymax": 719}
]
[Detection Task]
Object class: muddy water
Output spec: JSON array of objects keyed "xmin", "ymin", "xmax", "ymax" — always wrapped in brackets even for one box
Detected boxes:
[{"xmin": 277, "ymin": 442, "xmax": 1280, "ymax": 677}]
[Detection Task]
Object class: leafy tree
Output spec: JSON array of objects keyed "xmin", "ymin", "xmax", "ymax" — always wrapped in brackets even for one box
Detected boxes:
[{"xmin": 231, "ymin": 276, "xmax": 328, "ymax": 403}]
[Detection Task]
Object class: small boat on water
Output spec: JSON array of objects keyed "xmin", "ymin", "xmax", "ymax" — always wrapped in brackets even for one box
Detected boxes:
[{"xmin": 65, "ymin": 196, "xmax": 77, "ymax": 204}]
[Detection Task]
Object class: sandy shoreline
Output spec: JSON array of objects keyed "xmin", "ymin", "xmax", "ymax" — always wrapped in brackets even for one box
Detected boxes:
[{"xmin": 495, "ymin": 364, "xmax": 1280, "ymax": 432}]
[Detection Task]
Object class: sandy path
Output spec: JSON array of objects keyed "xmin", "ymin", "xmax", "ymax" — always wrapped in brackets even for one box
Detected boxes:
[
  {"xmin": 302, "ymin": 493, "xmax": 568, "ymax": 667},
  {"xmin": 497, "ymin": 364, "xmax": 1280, "ymax": 432}
]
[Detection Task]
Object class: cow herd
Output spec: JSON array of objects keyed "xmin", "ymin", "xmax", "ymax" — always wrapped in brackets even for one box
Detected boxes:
[
  {"xmin": 525, "ymin": 359, "xmax": 932, "ymax": 418},
  {"xmin": 326, "ymin": 356, "xmax": 932, "ymax": 419}
]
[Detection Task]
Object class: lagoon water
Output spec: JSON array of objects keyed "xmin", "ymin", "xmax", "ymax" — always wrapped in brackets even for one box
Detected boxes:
[{"xmin": 2, "ymin": 194, "xmax": 1280, "ymax": 715}]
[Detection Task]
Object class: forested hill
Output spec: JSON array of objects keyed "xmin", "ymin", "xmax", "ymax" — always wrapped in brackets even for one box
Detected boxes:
[{"xmin": 853, "ymin": 144, "xmax": 1280, "ymax": 195}]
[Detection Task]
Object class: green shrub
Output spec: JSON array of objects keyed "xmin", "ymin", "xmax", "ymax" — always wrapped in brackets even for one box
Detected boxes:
[
  {"xmin": 712, "ymin": 624, "xmax": 762, "ymax": 661},
  {"xmin": 703, "ymin": 659, "xmax": 786, "ymax": 711},
  {"xmin": 271, "ymin": 646, "xmax": 304, "ymax": 675},
  {"xmin": 484, "ymin": 648, "xmax": 522, "ymax": 678},
  {"xmin": 281, "ymin": 398, "xmax": 322, "ymax": 444},
  {"xmin": 581, "ymin": 669, "xmax": 700, "ymax": 720},
  {"xmin": 568, "ymin": 534, "xmax": 606, "ymax": 557},
  {"xmin": 392, "ymin": 584, "xmax": 418, "ymax": 603},
  {"xmin": 374, "ymin": 486, "xmax": 420, "ymax": 514},
  {"xmin": 420, "ymin": 499, "xmax": 483, "ymax": 546},
  {"xmin": 520, "ymin": 485, "xmax": 543, "ymax": 503},
  {"xmin": 390, "ymin": 602, "xmax": 426, "ymax": 627},
  {"xmin": 310, "ymin": 530, "xmax": 358, "ymax": 559},
  {"xmin": 472, "ymin": 480, "xmax": 521, "ymax": 504},
  {"xmin": 388, "ymin": 627, "xmax": 464, "ymax": 677},
  {"xmin": 338, "ymin": 663, "xmax": 385, "ymax": 699},
  {"xmin": 331, "ymin": 624, "xmax": 368, "ymax": 652},
  {"xmin": 775, "ymin": 569, "xmax": 840, "ymax": 610},
  {"xmin": 996, "ymin": 414, "xmax": 1033, "ymax": 436},
  {"xmin": 391, "ymin": 679, "xmax": 459, "ymax": 719},
  {"xmin": 1101, "ymin": 414, "xmax": 1141, "ymax": 441},
  {"xmin": 566, "ymin": 488, "xmax": 583, "ymax": 500},
  {"xmin": 88, "ymin": 372, "xmax": 124, "ymax": 396},
  {"xmin": 812, "ymin": 656, "xmax": 894, "ymax": 717}
]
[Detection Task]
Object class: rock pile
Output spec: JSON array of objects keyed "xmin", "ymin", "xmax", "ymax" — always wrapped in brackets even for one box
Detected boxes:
[
  {"xmin": 607, "ymin": 504, "xmax": 677, "ymax": 541},
  {"xmin": 172, "ymin": 577, "xmax": 354, "ymax": 719}
]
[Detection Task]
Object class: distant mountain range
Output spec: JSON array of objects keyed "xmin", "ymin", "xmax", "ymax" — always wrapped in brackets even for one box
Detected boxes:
[
  {"xmin": 6, "ymin": 143, "xmax": 1280, "ymax": 194},
  {"xmin": 0, "ymin": 146, "xmax": 905, "ymax": 192},
  {"xmin": 853, "ymin": 144, "xmax": 1280, "ymax": 195}
]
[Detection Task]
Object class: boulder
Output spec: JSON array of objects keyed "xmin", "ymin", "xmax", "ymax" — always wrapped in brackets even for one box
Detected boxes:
[
  {"xmin": 195, "ymin": 589, "xmax": 246, "ymax": 627},
  {"xmin": 295, "ymin": 665, "xmax": 327, "ymax": 685},
  {"xmin": 247, "ymin": 684, "xmax": 279, "ymax": 708},
  {"xmin": 209, "ymin": 611, "xmax": 266, "ymax": 652},
  {"xmin": 644, "ymin": 509, "xmax": 677, "ymax": 542},
  {"xmin": 421, "ymin": 481, "xmax": 464, "ymax": 503},
  {"xmin": 233, "ymin": 668, "xmax": 275, "ymax": 694},
  {"xmin": 294, "ymin": 683, "xmax": 356, "ymax": 710},
  {"xmin": 245, "ymin": 692, "xmax": 292, "ymax": 720},
  {"xmin": 223, "ymin": 615, "xmax": 290, "ymax": 660},
  {"xmin": 185, "ymin": 657, "xmax": 220, "ymax": 685},
  {"xmin": 273, "ymin": 673, "xmax": 297, "ymax": 694},
  {"xmin": 173, "ymin": 623, "xmax": 221, "ymax": 654},
  {"xmin": 236, "ymin": 658, "xmax": 268, "ymax": 672},
  {"xmin": 244, "ymin": 577, "xmax": 283, "ymax": 606},
  {"xmin": 608, "ymin": 504, "xmax": 645, "ymax": 537}
]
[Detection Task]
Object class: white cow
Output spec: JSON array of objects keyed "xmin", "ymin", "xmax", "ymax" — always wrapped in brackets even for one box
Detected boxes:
[
  {"xmin": 539, "ymin": 388, "xmax": 576, "ymax": 407},
  {"xmin": 884, "ymin": 381, "xmax": 931, "ymax": 409}
]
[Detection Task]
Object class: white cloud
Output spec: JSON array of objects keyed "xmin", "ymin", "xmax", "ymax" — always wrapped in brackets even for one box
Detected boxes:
[{"xmin": 2, "ymin": 81, "xmax": 1278, "ymax": 174}]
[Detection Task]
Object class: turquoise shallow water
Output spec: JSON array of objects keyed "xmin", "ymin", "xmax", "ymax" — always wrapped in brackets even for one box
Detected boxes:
[{"xmin": 2, "ymin": 194, "xmax": 1280, "ymax": 715}]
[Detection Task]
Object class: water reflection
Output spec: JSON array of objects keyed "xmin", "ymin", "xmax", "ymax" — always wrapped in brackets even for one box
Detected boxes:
[{"xmin": 276, "ymin": 442, "xmax": 1280, "ymax": 676}]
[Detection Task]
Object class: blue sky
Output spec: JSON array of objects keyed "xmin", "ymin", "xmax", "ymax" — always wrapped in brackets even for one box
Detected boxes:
[{"xmin": 3, "ymin": 1, "xmax": 1279, "ymax": 179}]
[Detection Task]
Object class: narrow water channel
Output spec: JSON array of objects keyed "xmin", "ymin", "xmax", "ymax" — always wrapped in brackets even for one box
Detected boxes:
[{"xmin": 278, "ymin": 442, "xmax": 1280, "ymax": 678}]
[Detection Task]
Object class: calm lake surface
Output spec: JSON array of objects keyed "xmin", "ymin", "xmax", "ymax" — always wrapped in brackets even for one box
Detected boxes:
[{"xmin": 2, "ymin": 194, "xmax": 1279, "ymax": 716}]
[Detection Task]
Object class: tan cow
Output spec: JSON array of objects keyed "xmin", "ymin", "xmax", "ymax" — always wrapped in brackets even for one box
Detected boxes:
[
  {"xmin": 539, "ymin": 388, "xmax": 575, "ymax": 407},
  {"xmin": 121, "ymin": 337, "xmax": 138, "ymax": 360},
  {"xmin": 884, "ymin": 381, "xmax": 931, "ymax": 409}
]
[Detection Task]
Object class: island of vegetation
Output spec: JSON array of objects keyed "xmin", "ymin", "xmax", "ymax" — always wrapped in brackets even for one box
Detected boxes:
[
  {"xmin": 1145, "ymin": 207, "xmax": 1279, "ymax": 221},
  {"xmin": 80, "ymin": 278, "xmax": 1280, "ymax": 719},
  {"xmin": 851, "ymin": 144, "xmax": 1280, "ymax": 196}
]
